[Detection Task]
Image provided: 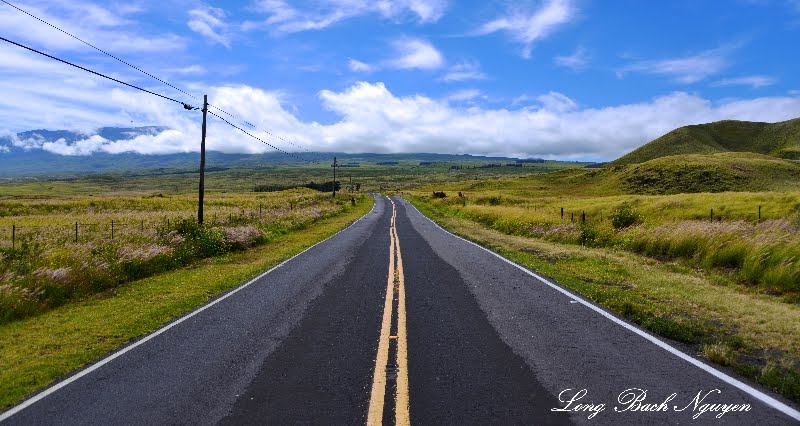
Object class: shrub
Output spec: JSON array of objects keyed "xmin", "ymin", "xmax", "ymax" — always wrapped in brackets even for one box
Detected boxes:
[
  {"xmin": 432, "ymin": 191, "xmax": 447, "ymax": 199},
  {"xmin": 579, "ymin": 224, "xmax": 599, "ymax": 247},
  {"xmin": 610, "ymin": 203, "xmax": 641, "ymax": 230},
  {"xmin": 170, "ymin": 218, "xmax": 230, "ymax": 261}
]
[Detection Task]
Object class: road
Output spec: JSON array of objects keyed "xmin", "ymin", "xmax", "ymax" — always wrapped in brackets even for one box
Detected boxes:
[{"xmin": 2, "ymin": 194, "xmax": 798, "ymax": 425}]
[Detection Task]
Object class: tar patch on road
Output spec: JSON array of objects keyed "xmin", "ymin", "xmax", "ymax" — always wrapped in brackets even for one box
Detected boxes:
[
  {"xmin": 221, "ymin": 205, "xmax": 391, "ymax": 425},
  {"xmin": 394, "ymin": 201, "xmax": 569, "ymax": 425}
]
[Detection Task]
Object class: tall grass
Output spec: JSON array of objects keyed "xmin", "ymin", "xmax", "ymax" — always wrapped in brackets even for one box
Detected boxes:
[
  {"xmin": 416, "ymin": 192, "xmax": 800, "ymax": 296},
  {"xmin": 0, "ymin": 190, "xmax": 363, "ymax": 324}
]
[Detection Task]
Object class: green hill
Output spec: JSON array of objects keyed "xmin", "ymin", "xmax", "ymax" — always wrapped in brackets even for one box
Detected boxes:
[
  {"xmin": 611, "ymin": 118, "xmax": 800, "ymax": 165},
  {"xmin": 613, "ymin": 152, "xmax": 800, "ymax": 194},
  {"xmin": 459, "ymin": 152, "xmax": 800, "ymax": 196}
]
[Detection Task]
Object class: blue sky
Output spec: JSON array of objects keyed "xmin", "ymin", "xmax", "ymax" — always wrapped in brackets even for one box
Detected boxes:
[{"xmin": 1, "ymin": 0, "xmax": 800, "ymax": 160}]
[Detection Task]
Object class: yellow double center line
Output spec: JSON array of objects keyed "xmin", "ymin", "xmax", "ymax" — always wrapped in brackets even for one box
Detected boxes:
[{"xmin": 367, "ymin": 198, "xmax": 410, "ymax": 425}]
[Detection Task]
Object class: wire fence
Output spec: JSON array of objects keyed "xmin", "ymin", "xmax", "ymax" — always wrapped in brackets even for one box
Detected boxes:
[{"xmin": 0, "ymin": 200, "xmax": 334, "ymax": 249}]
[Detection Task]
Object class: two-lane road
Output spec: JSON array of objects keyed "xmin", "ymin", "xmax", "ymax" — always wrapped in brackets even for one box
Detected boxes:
[{"xmin": 2, "ymin": 195, "xmax": 798, "ymax": 424}]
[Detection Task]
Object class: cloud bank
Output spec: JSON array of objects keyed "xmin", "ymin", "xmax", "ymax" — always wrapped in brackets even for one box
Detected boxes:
[{"xmin": 6, "ymin": 80, "xmax": 800, "ymax": 162}]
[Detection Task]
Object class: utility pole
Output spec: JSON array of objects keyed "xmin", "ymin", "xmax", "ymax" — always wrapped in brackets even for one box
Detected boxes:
[
  {"xmin": 198, "ymin": 95, "xmax": 208, "ymax": 224},
  {"xmin": 332, "ymin": 156, "xmax": 338, "ymax": 197}
]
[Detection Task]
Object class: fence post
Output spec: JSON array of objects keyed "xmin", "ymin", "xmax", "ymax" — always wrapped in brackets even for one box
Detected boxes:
[
  {"xmin": 561, "ymin": 207, "xmax": 564, "ymax": 219},
  {"xmin": 571, "ymin": 212, "xmax": 574, "ymax": 223},
  {"xmin": 11, "ymin": 224, "xmax": 15, "ymax": 249},
  {"xmin": 581, "ymin": 211, "xmax": 586, "ymax": 224},
  {"xmin": 710, "ymin": 209, "xmax": 713, "ymax": 223},
  {"xmin": 75, "ymin": 222, "xmax": 78, "ymax": 243},
  {"xmin": 758, "ymin": 205, "xmax": 761, "ymax": 222}
]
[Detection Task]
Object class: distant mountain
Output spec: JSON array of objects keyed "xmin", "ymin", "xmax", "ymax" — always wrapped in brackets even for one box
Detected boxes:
[
  {"xmin": 0, "ymin": 127, "xmax": 530, "ymax": 178},
  {"xmin": 610, "ymin": 118, "xmax": 800, "ymax": 166}
]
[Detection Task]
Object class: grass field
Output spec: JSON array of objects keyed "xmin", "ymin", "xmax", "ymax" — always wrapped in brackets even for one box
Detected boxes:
[
  {"xmin": 0, "ymin": 189, "xmax": 366, "ymax": 324},
  {"xmin": 0, "ymin": 158, "xmax": 587, "ymax": 196},
  {"xmin": 408, "ymin": 169, "xmax": 800, "ymax": 403}
]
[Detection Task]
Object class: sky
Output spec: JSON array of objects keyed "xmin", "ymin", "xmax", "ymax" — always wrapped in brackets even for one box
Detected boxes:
[{"xmin": 1, "ymin": 0, "xmax": 800, "ymax": 161}]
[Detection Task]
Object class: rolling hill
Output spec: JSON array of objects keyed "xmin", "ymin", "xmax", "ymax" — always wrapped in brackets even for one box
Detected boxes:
[
  {"xmin": 456, "ymin": 152, "xmax": 800, "ymax": 196},
  {"xmin": 0, "ymin": 126, "xmax": 544, "ymax": 178},
  {"xmin": 611, "ymin": 118, "xmax": 800, "ymax": 166}
]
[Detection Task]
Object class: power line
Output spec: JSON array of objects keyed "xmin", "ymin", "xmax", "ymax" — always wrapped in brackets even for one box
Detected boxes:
[
  {"xmin": 207, "ymin": 104, "xmax": 314, "ymax": 154},
  {"xmin": 0, "ymin": 35, "xmax": 190, "ymax": 107},
  {"xmin": 0, "ymin": 1, "xmax": 288, "ymax": 140},
  {"xmin": 1, "ymin": 0, "xmax": 316, "ymax": 156},
  {"xmin": 1, "ymin": 0, "xmax": 198, "ymax": 102},
  {"xmin": 0, "ymin": 35, "xmax": 316, "ymax": 163},
  {"xmin": 206, "ymin": 103, "xmax": 255, "ymax": 127},
  {"xmin": 207, "ymin": 110, "xmax": 317, "ymax": 164}
]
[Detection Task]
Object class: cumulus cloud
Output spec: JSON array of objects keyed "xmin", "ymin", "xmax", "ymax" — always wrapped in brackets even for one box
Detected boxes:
[
  {"xmin": 474, "ymin": 0, "xmax": 575, "ymax": 58},
  {"xmin": 246, "ymin": 0, "xmax": 447, "ymax": 33},
  {"xmin": 536, "ymin": 91, "xmax": 577, "ymax": 112},
  {"xmin": 348, "ymin": 58, "xmax": 373, "ymax": 72},
  {"xmin": 346, "ymin": 38, "xmax": 444, "ymax": 73},
  {"xmin": 188, "ymin": 6, "xmax": 232, "ymax": 48},
  {"xmin": 7, "ymin": 81, "xmax": 800, "ymax": 162},
  {"xmin": 386, "ymin": 38, "xmax": 444, "ymax": 70}
]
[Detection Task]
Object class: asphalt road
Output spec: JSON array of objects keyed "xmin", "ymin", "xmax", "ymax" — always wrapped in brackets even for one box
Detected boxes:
[{"xmin": 2, "ymin": 194, "xmax": 798, "ymax": 425}]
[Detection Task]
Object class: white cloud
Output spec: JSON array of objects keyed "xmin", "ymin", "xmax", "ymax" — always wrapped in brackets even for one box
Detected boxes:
[
  {"xmin": 188, "ymin": 6, "xmax": 232, "ymax": 48},
  {"xmin": 554, "ymin": 46, "xmax": 589, "ymax": 71},
  {"xmin": 167, "ymin": 65, "xmax": 207, "ymax": 75},
  {"xmin": 446, "ymin": 89, "xmax": 482, "ymax": 102},
  {"xmin": 620, "ymin": 47, "xmax": 731, "ymax": 84},
  {"xmin": 386, "ymin": 38, "xmax": 444, "ymax": 70},
  {"xmin": 0, "ymin": 0, "xmax": 186, "ymax": 53},
  {"xmin": 536, "ymin": 91, "xmax": 577, "ymax": 112},
  {"xmin": 246, "ymin": 0, "xmax": 447, "ymax": 33},
  {"xmin": 475, "ymin": 0, "xmax": 575, "ymax": 58},
  {"xmin": 441, "ymin": 61, "xmax": 487, "ymax": 82},
  {"xmin": 348, "ymin": 59, "xmax": 373, "ymax": 72},
  {"xmin": 712, "ymin": 75, "xmax": 776, "ymax": 88},
  {"xmin": 7, "ymin": 79, "xmax": 800, "ymax": 162}
]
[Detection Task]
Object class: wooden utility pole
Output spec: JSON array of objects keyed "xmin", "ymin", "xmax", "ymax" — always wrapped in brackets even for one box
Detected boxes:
[
  {"xmin": 198, "ymin": 95, "xmax": 208, "ymax": 224},
  {"xmin": 332, "ymin": 156, "xmax": 338, "ymax": 197}
]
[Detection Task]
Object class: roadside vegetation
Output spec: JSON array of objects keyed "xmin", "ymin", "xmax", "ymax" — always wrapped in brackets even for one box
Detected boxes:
[
  {"xmin": 422, "ymin": 191, "xmax": 800, "ymax": 299},
  {"xmin": 0, "ymin": 190, "xmax": 364, "ymax": 324}
]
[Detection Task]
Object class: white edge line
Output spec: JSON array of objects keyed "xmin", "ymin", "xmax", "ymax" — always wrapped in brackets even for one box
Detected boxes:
[
  {"xmin": 401, "ymin": 198, "xmax": 800, "ymax": 421},
  {"xmin": 0, "ymin": 196, "xmax": 380, "ymax": 422}
]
